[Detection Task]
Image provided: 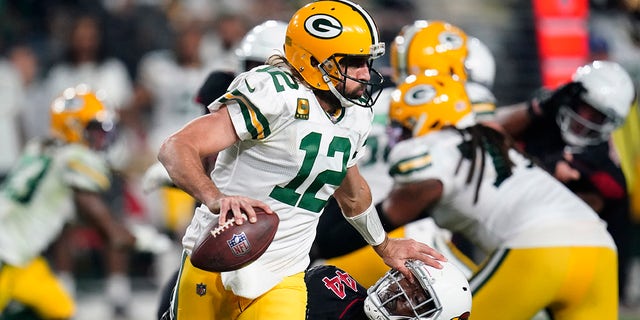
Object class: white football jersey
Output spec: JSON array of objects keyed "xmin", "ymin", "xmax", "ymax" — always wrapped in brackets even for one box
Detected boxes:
[
  {"xmin": 137, "ymin": 50, "xmax": 213, "ymax": 152},
  {"xmin": 182, "ymin": 65, "xmax": 372, "ymax": 293},
  {"xmin": 388, "ymin": 129, "xmax": 615, "ymax": 254},
  {"xmin": 358, "ymin": 86, "xmax": 393, "ymax": 202},
  {"xmin": 0, "ymin": 140, "xmax": 111, "ymax": 266}
]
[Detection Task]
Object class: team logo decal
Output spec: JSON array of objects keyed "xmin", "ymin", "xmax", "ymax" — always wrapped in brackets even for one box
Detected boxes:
[
  {"xmin": 404, "ymin": 84, "xmax": 437, "ymax": 106},
  {"xmin": 196, "ymin": 283, "xmax": 207, "ymax": 296},
  {"xmin": 304, "ymin": 14, "xmax": 342, "ymax": 39},
  {"xmin": 227, "ymin": 232, "xmax": 251, "ymax": 256}
]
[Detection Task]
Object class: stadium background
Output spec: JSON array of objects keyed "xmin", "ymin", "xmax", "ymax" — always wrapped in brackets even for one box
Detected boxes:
[{"xmin": 1, "ymin": 0, "xmax": 639, "ymax": 319}]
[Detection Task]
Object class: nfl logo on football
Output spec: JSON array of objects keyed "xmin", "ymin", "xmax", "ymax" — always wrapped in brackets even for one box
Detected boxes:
[{"xmin": 227, "ymin": 232, "xmax": 251, "ymax": 256}]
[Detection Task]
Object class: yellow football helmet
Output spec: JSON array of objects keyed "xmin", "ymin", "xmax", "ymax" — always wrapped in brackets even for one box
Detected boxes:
[
  {"xmin": 285, "ymin": 0, "xmax": 385, "ymax": 107},
  {"xmin": 389, "ymin": 74, "xmax": 474, "ymax": 140},
  {"xmin": 50, "ymin": 84, "xmax": 116, "ymax": 149},
  {"xmin": 390, "ymin": 20, "xmax": 468, "ymax": 84}
]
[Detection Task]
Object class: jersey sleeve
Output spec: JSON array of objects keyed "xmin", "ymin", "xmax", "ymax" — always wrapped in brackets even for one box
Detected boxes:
[
  {"xmin": 387, "ymin": 137, "xmax": 450, "ymax": 185},
  {"xmin": 210, "ymin": 68, "xmax": 291, "ymax": 141},
  {"xmin": 60, "ymin": 145, "xmax": 111, "ymax": 193}
]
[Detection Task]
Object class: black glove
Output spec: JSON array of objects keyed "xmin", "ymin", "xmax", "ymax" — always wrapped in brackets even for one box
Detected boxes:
[{"xmin": 527, "ymin": 82, "xmax": 585, "ymax": 120}]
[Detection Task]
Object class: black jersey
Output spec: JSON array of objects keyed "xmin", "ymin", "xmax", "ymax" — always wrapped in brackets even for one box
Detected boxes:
[{"xmin": 305, "ymin": 265, "xmax": 368, "ymax": 320}]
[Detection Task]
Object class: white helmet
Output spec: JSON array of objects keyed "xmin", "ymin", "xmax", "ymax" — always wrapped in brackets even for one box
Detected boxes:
[
  {"xmin": 557, "ymin": 60, "xmax": 635, "ymax": 147},
  {"xmin": 235, "ymin": 20, "xmax": 288, "ymax": 72},
  {"xmin": 465, "ymin": 36, "xmax": 495, "ymax": 89},
  {"xmin": 364, "ymin": 260, "xmax": 471, "ymax": 320}
]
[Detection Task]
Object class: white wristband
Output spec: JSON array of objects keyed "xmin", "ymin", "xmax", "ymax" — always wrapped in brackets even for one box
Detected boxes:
[{"xmin": 343, "ymin": 203, "xmax": 386, "ymax": 246}]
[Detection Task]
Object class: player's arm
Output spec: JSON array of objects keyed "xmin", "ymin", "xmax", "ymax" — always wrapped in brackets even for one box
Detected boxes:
[
  {"xmin": 158, "ymin": 107, "xmax": 272, "ymax": 225},
  {"xmin": 73, "ymin": 189, "xmax": 135, "ymax": 250},
  {"xmin": 494, "ymin": 102, "xmax": 532, "ymax": 139},
  {"xmin": 379, "ymin": 178, "xmax": 444, "ymax": 226},
  {"xmin": 334, "ymin": 166, "xmax": 446, "ymax": 278}
]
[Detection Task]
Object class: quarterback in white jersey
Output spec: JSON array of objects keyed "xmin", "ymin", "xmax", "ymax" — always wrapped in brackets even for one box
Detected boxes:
[
  {"xmin": 382, "ymin": 74, "xmax": 618, "ymax": 320},
  {"xmin": 0, "ymin": 85, "xmax": 135, "ymax": 319},
  {"xmin": 158, "ymin": 1, "xmax": 446, "ymax": 319},
  {"xmin": 185, "ymin": 64, "xmax": 375, "ymax": 286}
]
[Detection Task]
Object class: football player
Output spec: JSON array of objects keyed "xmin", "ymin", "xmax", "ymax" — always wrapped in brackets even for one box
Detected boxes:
[
  {"xmin": 157, "ymin": 1, "xmax": 446, "ymax": 319},
  {"xmin": 150, "ymin": 19, "xmax": 290, "ymax": 319},
  {"xmin": 379, "ymin": 74, "xmax": 618, "ymax": 319},
  {"xmin": 0, "ymin": 85, "xmax": 136, "ymax": 319},
  {"xmin": 495, "ymin": 60, "xmax": 635, "ymax": 306}
]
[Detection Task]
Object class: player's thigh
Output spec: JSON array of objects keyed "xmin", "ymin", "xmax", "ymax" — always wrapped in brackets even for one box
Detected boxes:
[
  {"xmin": 0, "ymin": 263, "xmax": 11, "ymax": 311},
  {"xmin": 173, "ymin": 255, "xmax": 234, "ymax": 319},
  {"xmin": 11, "ymin": 257, "xmax": 75, "ymax": 319},
  {"xmin": 325, "ymin": 228, "xmax": 404, "ymax": 288},
  {"xmin": 470, "ymin": 248, "xmax": 561, "ymax": 320},
  {"xmin": 237, "ymin": 272, "xmax": 306, "ymax": 320},
  {"xmin": 551, "ymin": 247, "xmax": 618, "ymax": 320}
]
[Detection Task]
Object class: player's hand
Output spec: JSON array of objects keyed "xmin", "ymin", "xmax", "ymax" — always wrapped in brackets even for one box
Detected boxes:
[
  {"xmin": 206, "ymin": 195, "xmax": 274, "ymax": 226},
  {"xmin": 554, "ymin": 152, "xmax": 581, "ymax": 183},
  {"xmin": 554, "ymin": 160, "xmax": 581, "ymax": 182},
  {"xmin": 528, "ymin": 82, "xmax": 585, "ymax": 119},
  {"xmin": 374, "ymin": 237, "xmax": 447, "ymax": 283}
]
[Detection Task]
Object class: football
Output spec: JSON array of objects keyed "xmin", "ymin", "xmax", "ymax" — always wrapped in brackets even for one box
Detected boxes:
[{"xmin": 190, "ymin": 207, "xmax": 279, "ymax": 272}]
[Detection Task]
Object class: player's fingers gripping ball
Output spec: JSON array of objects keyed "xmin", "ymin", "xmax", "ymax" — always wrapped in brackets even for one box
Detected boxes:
[{"xmin": 190, "ymin": 208, "xmax": 279, "ymax": 272}]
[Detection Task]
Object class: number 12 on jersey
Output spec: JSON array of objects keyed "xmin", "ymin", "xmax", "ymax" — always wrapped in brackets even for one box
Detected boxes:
[{"xmin": 269, "ymin": 132, "xmax": 351, "ymax": 213}]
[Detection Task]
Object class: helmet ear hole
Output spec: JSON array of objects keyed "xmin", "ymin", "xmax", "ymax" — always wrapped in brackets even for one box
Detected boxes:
[{"xmin": 310, "ymin": 56, "xmax": 320, "ymax": 68}]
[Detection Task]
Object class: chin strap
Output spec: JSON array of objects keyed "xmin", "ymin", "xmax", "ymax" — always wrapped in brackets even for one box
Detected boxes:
[{"xmin": 321, "ymin": 72, "xmax": 355, "ymax": 108}]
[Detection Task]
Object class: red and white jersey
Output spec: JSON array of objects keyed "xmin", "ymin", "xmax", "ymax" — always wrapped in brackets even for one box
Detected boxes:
[
  {"xmin": 0, "ymin": 140, "xmax": 111, "ymax": 266},
  {"xmin": 181, "ymin": 65, "xmax": 372, "ymax": 297},
  {"xmin": 387, "ymin": 128, "xmax": 616, "ymax": 254}
]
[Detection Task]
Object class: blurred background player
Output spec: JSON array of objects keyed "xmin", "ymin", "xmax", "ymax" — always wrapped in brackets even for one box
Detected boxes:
[
  {"xmin": 495, "ymin": 60, "xmax": 636, "ymax": 306},
  {"xmin": 379, "ymin": 73, "xmax": 618, "ymax": 319},
  {"xmin": 313, "ymin": 19, "xmax": 497, "ymax": 286},
  {"xmin": 0, "ymin": 84, "xmax": 136, "ymax": 320},
  {"xmin": 41, "ymin": 12, "xmax": 137, "ymax": 318}
]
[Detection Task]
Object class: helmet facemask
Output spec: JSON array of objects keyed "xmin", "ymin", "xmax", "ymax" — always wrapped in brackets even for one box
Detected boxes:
[
  {"xmin": 557, "ymin": 100, "xmax": 617, "ymax": 148},
  {"xmin": 365, "ymin": 260, "xmax": 444, "ymax": 319},
  {"xmin": 84, "ymin": 114, "xmax": 118, "ymax": 151},
  {"xmin": 319, "ymin": 50, "xmax": 385, "ymax": 108}
]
